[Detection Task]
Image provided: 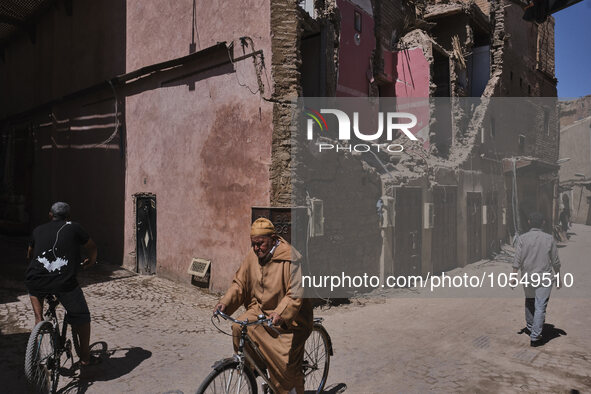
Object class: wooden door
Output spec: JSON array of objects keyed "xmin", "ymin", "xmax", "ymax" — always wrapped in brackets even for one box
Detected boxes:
[
  {"xmin": 432, "ymin": 186, "xmax": 457, "ymax": 274},
  {"xmin": 394, "ymin": 188, "xmax": 422, "ymax": 276},
  {"xmin": 467, "ymin": 192, "xmax": 482, "ymax": 264},
  {"xmin": 136, "ymin": 196, "xmax": 156, "ymax": 275}
]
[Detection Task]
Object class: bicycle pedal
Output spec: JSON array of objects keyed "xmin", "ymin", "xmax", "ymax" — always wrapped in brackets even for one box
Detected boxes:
[{"xmin": 261, "ymin": 382, "xmax": 270, "ymax": 394}]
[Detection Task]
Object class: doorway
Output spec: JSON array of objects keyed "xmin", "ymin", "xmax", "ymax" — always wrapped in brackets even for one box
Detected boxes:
[{"xmin": 136, "ymin": 195, "xmax": 156, "ymax": 275}]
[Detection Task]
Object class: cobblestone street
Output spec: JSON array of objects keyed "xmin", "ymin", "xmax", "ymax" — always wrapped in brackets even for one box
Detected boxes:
[{"xmin": 1, "ymin": 225, "xmax": 591, "ymax": 393}]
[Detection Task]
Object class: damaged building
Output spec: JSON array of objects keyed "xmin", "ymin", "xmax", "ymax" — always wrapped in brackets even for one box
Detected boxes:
[
  {"xmin": 0, "ymin": 0, "xmax": 562, "ymax": 291},
  {"xmin": 558, "ymin": 96, "xmax": 591, "ymax": 225},
  {"xmin": 293, "ymin": 0, "xmax": 561, "ymax": 285}
]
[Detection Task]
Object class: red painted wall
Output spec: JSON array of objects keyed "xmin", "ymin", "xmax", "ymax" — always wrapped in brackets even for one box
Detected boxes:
[{"xmin": 336, "ymin": 0, "xmax": 376, "ymax": 97}]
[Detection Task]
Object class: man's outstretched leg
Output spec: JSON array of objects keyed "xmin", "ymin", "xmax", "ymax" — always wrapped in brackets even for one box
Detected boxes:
[
  {"xmin": 57, "ymin": 287, "xmax": 97, "ymax": 365},
  {"xmin": 73, "ymin": 322, "xmax": 91, "ymax": 364},
  {"xmin": 29, "ymin": 295, "xmax": 44, "ymax": 325}
]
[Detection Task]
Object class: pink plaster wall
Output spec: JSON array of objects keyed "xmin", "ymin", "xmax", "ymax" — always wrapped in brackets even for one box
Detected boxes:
[
  {"xmin": 124, "ymin": 0, "xmax": 274, "ymax": 291},
  {"xmin": 394, "ymin": 48, "xmax": 430, "ymax": 98},
  {"xmin": 336, "ymin": 0, "xmax": 376, "ymax": 97},
  {"xmin": 394, "ymin": 48, "xmax": 430, "ymax": 147}
]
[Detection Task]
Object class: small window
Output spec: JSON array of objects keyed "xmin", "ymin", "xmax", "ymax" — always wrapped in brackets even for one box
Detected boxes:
[
  {"xmin": 354, "ymin": 11, "xmax": 362, "ymax": 33},
  {"xmin": 490, "ymin": 117, "xmax": 496, "ymax": 139},
  {"xmin": 510, "ymin": 71, "xmax": 513, "ymax": 81},
  {"xmin": 518, "ymin": 134, "xmax": 525, "ymax": 153},
  {"xmin": 528, "ymin": 85, "xmax": 531, "ymax": 95},
  {"xmin": 519, "ymin": 77, "xmax": 523, "ymax": 88}
]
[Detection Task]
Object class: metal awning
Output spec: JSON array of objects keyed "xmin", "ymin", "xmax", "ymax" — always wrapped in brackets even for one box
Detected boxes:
[
  {"xmin": 502, "ymin": 157, "xmax": 560, "ymax": 174},
  {"xmin": 2, "ymin": 41, "xmax": 235, "ymax": 123},
  {"xmin": 560, "ymin": 180, "xmax": 591, "ymax": 191}
]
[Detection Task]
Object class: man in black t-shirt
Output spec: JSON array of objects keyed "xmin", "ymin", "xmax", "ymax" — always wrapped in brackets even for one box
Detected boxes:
[{"xmin": 26, "ymin": 202, "xmax": 99, "ymax": 367}]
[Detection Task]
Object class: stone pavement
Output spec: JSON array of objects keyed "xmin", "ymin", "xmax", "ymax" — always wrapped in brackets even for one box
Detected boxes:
[
  {"xmin": 1, "ymin": 225, "xmax": 591, "ymax": 393},
  {"xmin": 0, "ymin": 253, "xmax": 223, "ymax": 393}
]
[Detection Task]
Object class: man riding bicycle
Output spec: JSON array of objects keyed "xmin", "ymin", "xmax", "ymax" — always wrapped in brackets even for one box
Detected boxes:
[
  {"xmin": 25, "ymin": 202, "xmax": 99, "ymax": 369},
  {"xmin": 214, "ymin": 218, "xmax": 313, "ymax": 394}
]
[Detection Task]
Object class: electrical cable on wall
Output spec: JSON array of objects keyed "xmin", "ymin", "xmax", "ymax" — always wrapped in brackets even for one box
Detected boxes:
[
  {"xmin": 226, "ymin": 37, "xmax": 267, "ymax": 97},
  {"xmin": 191, "ymin": 0, "xmax": 201, "ymax": 51}
]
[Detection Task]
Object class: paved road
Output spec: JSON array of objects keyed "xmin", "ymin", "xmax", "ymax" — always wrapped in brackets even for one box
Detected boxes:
[{"xmin": 1, "ymin": 225, "xmax": 590, "ymax": 393}]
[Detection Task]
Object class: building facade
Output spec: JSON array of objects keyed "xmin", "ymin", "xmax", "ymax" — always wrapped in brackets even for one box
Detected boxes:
[
  {"xmin": 559, "ymin": 96, "xmax": 591, "ymax": 225},
  {"xmin": 0, "ymin": 0, "xmax": 561, "ymax": 292}
]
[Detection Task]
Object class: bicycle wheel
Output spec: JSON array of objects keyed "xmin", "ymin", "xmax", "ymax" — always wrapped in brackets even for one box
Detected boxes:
[
  {"xmin": 197, "ymin": 358, "xmax": 258, "ymax": 394},
  {"xmin": 303, "ymin": 325, "xmax": 331, "ymax": 393},
  {"xmin": 24, "ymin": 321, "xmax": 60, "ymax": 394}
]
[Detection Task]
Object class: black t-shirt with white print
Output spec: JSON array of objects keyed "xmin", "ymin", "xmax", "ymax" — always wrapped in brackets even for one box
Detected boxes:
[{"xmin": 25, "ymin": 219, "xmax": 90, "ymax": 293}]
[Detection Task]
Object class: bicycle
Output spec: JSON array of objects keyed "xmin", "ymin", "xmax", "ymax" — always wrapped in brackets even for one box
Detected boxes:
[
  {"xmin": 24, "ymin": 294, "xmax": 81, "ymax": 394},
  {"xmin": 197, "ymin": 310, "xmax": 333, "ymax": 393}
]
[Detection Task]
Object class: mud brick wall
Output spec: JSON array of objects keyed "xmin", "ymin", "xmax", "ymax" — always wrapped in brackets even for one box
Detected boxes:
[
  {"xmin": 457, "ymin": 0, "xmax": 491, "ymax": 16},
  {"xmin": 534, "ymin": 111, "xmax": 560, "ymax": 164},
  {"xmin": 270, "ymin": 0, "xmax": 302, "ymax": 206},
  {"xmin": 374, "ymin": 0, "xmax": 414, "ymax": 49},
  {"xmin": 536, "ymin": 18, "xmax": 555, "ymax": 78},
  {"xmin": 373, "ymin": 0, "xmax": 417, "ymax": 80},
  {"xmin": 559, "ymin": 96, "xmax": 591, "ymax": 128},
  {"xmin": 499, "ymin": 3, "xmax": 556, "ymax": 97}
]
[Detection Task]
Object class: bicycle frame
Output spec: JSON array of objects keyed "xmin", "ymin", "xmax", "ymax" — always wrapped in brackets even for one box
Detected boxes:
[
  {"xmin": 236, "ymin": 324, "xmax": 277, "ymax": 393},
  {"xmin": 213, "ymin": 311, "xmax": 280, "ymax": 393},
  {"xmin": 44, "ymin": 296, "xmax": 74, "ymax": 362}
]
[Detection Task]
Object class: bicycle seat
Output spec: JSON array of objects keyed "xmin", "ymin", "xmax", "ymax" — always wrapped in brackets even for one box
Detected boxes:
[{"xmin": 313, "ymin": 317, "xmax": 324, "ymax": 323}]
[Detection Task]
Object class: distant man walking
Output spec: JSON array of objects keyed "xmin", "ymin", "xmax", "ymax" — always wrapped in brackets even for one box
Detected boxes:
[
  {"xmin": 512, "ymin": 212, "xmax": 561, "ymax": 347},
  {"xmin": 25, "ymin": 202, "xmax": 99, "ymax": 367}
]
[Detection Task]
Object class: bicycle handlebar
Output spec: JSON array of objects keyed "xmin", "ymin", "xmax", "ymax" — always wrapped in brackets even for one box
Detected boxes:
[
  {"xmin": 214, "ymin": 310, "xmax": 281, "ymax": 336},
  {"xmin": 214, "ymin": 309, "xmax": 274, "ymax": 326}
]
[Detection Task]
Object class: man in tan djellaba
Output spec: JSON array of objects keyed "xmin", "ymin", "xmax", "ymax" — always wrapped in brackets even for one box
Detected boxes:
[{"xmin": 214, "ymin": 218, "xmax": 313, "ymax": 394}]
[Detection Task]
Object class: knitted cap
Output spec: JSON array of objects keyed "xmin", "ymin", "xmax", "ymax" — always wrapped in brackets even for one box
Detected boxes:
[{"xmin": 250, "ymin": 218, "xmax": 275, "ymax": 236}]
